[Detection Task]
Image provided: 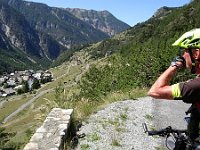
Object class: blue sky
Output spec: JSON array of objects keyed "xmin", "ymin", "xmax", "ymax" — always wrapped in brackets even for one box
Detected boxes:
[{"xmin": 24, "ymin": 0, "xmax": 191, "ymax": 26}]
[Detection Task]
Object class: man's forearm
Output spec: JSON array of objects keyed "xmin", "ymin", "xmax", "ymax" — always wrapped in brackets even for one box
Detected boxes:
[
  {"xmin": 148, "ymin": 66, "xmax": 177, "ymax": 99},
  {"xmin": 152, "ymin": 66, "xmax": 177, "ymax": 88}
]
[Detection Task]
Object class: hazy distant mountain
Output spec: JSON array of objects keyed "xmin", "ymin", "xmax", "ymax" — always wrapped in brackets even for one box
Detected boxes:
[{"xmin": 66, "ymin": 8, "xmax": 130, "ymax": 37}]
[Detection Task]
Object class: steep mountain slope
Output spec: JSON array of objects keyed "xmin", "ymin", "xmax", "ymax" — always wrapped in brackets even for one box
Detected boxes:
[
  {"xmin": 66, "ymin": 8, "xmax": 130, "ymax": 37},
  {"xmin": 0, "ymin": 1, "xmax": 62, "ymax": 59},
  {"xmin": 5, "ymin": 0, "xmax": 109, "ymax": 47},
  {"xmin": 0, "ymin": 2, "xmax": 41, "ymax": 56},
  {"xmin": 0, "ymin": 2, "xmax": 52, "ymax": 73},
  {"xmin": 0, "ymin": 0, "xmax": 130, "ymax": 74}
]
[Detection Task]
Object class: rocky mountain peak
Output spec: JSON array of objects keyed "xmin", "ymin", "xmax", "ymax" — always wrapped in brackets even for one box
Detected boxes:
[
  {"xmin": 152, "ymin": 6, "xmax": 177, "ymax": 19},
  {"xmin": 65, "ymin": 8, "xmax": 130, "ymax": 37}
]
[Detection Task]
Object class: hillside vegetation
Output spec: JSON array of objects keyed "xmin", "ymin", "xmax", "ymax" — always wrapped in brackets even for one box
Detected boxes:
[{"xmin": 77, "ymin": 0, "xmax": 198, "ymax": 100}]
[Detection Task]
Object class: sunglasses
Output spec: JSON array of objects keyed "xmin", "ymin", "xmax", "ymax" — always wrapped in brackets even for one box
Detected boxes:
[
  {"xmin": 179, "ymin": 48, "xmax": 200, "ymax": 56},
  {"xmin": 178, "ymin": 48, "xmax": 187, "ymax": 56}
]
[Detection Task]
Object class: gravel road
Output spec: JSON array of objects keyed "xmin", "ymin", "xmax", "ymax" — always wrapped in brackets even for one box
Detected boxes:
[
  {"xmin": 76, "ymin": 97, "xmax": 191, "ymax": 150},
  {"xmin": 2, "ymin": 88, "xmax": 53, "ymax": 124}
]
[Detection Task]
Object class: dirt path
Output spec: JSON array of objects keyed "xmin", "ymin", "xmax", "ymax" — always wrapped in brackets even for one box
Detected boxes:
[
  {"xmin": 152, "ymin": 98, "xmax": 190, "ymax": 129},
  {"xmin": 2, "ymin": 88, "xmax": 54, "ymax": 124},
  {"xmin": 76, "ymin": 97, "xmax": 192, "ymax": 150}
]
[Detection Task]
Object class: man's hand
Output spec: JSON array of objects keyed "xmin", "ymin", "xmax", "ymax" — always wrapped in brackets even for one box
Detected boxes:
[{"xmin": 170, "ymin": 56, "xmax": 186, "ymax": 69}]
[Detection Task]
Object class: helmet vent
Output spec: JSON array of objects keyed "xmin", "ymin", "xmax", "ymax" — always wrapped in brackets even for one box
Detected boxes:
[
  {"xmin": 189, "ymin": 38, "xmax": 200, "ymax": 47},
  {"xmin": 191, "ymin": 38, "xmax": 200, "ymax": 43}
]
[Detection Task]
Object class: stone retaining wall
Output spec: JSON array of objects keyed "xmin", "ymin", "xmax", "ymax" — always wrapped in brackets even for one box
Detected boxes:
[{"xmin": 24, "ymin": 108, "xmax": 73, "ymax": 150}]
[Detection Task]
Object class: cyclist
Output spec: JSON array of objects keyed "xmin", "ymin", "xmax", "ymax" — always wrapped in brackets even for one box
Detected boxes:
[{"xmin": 148, "ymin": 28, "xmax": 200, "ymax": 147}]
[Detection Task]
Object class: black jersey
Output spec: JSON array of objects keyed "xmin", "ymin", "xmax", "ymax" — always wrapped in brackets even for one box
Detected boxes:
[
  {"xmin": 172, "ymin": 77, "xmax": 200, "ymax": 141},
  {"xmin": 172, "ymin": 77, "xmax": 200, "ymax": 104}
]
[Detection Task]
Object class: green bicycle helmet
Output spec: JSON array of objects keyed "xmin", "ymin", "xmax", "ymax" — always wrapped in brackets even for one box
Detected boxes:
[{"xmin": 172, "ymin": 28, "xmax": 200, "ymax": 48}]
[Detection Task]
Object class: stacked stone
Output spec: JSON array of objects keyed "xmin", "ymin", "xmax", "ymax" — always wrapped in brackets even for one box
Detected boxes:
[{"xmin": 24, "ymin": 108, "xmax": 73, "ymax": 150}]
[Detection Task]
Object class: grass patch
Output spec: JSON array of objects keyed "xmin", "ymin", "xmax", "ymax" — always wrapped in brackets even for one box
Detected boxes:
[
  {"xmin": 89, "ymin": 132, "xmax": 101, "ymax": 141},
  {"xmin": 77, "ymin": 101, "xmax": 99, "ymax": 118},
  {"xmin": 111, "ymin": 139, "xmax": 122, "ymax": 147},
  {"xmin": 108, "ymin": 118, "xmax": 120, "ymax": 127},
  {"xmin": 115, "ymin": 127, "xmax": 126, "ymax": 132},
  {"xmin": 155, "ymin": 146, "xmax": 166, "ymax": 150},
  {"xmin": 145, "ymin": 114, "xmax": 154, "ymax": 121},
  {"xmin": 0, "ymin": 95, "xmax": 30, "ymax": 121},
  {"xmin": 80, "ymin": 144, "xmax": 90, "ymax": 150},
  {"xmin": 101, "ymin": 88, "xmax": 148, "ymax": 105},
  {"xmin": 120, "ymin": 113, "xmax": 128, "ymax": 121}
]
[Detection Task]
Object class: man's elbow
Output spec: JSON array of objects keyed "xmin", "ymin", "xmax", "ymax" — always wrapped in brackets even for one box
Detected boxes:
[
  {"xmin": 147, "ymin": 90, "xmax": 152, "ymax": 97},
  {"xmin": 147, "ymin": 90, "xmax": 160, "ymax": 99},
  {"xmin": 147, "ymin": 88, "xmax": 173, "ymax": 100}
]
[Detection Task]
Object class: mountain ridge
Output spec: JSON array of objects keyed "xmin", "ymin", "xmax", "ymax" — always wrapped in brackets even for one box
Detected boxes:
[
  {"xmin": 65, "ymin": 8, "xmax": 130, "ymax": 37},
  {"xmin": 0, "ymin": 0, "xmax": 130, "ymax": 74}
]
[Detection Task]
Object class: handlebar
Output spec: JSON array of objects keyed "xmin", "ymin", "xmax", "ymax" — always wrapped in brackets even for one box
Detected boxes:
[
  {"xmin": 142, "ymin": 123, "xmax": 186, "ymax": 137},
  {"xmin": 143, "ymin": 123, "xmax": 193, "ymax": 150}
]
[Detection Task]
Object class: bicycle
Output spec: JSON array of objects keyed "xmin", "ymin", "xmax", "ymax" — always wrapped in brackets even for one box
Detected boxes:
[{"xmin": 142, "ymin": 121, "xmax": 197, "ymax": 150}]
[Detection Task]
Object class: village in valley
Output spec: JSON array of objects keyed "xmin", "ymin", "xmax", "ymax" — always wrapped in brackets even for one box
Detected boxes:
[{"xmin": 0, "ymin": 70, "xmax": 52, "ymax": 97}]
